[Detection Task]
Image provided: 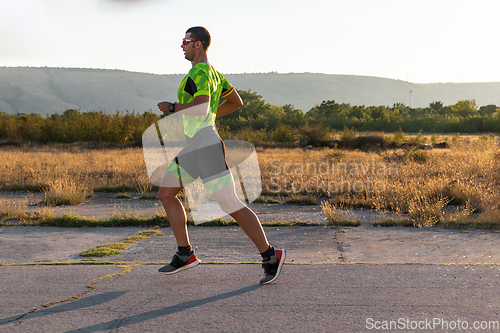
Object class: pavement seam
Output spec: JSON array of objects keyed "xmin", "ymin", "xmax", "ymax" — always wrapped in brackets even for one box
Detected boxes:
[
  {"xmin": 5, "ymin": 263, "xmax": 138, "ymax": 327},
  {"xmin": 2, "ymin": 261, "xmax": 500, "ymax": 266}
]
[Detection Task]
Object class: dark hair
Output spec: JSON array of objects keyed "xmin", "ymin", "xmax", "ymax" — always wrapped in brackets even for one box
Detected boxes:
[{"xmin": 186, "ymin": 26, "xmax": 211, "ymax": 51}]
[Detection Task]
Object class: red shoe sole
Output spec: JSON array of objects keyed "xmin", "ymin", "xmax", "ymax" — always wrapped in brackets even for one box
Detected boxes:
[{"xmin": 160, "ymin": 258, "xmax": 201, "ymax": 275}]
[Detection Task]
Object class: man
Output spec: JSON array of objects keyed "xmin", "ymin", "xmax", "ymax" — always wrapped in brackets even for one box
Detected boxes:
[{"xmin": 156, "ymin": 26, "xmax": 285, "ymax": 285}]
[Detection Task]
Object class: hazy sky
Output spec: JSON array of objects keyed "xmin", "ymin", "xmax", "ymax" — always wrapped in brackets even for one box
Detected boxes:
[{"xmin": 1, "ymin": 0, "xmax": 499, "ymax": 83}]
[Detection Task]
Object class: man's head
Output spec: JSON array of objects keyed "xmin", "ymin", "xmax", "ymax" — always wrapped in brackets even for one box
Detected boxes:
[{"xmin": 185, "ymin": 26, "xmax": 211, "ymax": 51}]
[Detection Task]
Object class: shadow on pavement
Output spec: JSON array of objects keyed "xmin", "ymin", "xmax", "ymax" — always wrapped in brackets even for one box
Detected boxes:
[
  {"xmin": 65, "ymin": 284, "xmax": 263, "ymax": 332},
  {"xmin": 0, "ymin": 291, "xmax": 126, "ymax": 326}
]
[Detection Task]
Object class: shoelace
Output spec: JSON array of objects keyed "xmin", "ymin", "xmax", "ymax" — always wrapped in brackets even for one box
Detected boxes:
[
  {"xmin": 170, "ymin": 253, "xmax": 188, "ymax": 268},
  {"xmin": 262, "ymin": 257, "xmax": 278, "ymax": 275}
]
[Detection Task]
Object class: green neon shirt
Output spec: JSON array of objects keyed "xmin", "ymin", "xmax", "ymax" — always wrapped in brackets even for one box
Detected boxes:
[{"xmin": 177, "ymin": 62, "xmax": 234, "ymax": 137}]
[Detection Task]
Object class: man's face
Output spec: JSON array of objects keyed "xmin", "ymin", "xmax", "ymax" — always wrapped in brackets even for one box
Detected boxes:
[{"xmin": 181, "ymin": 32, "xmax": 197, "ymax": 61}]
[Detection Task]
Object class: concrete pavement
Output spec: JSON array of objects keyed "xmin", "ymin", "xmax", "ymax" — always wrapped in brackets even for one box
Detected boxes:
[
  {"xmin": 2, "ymin": 225, "xmax": 500, "ymax": 332},
  {"xmin": 2, "ymin": 264, "xmax": 500, "ymax": 332}
]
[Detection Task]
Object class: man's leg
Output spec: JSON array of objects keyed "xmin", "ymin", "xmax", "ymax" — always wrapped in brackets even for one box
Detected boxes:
[
  {"xmin": 157, "ymin": 172, "xmax": 200, "ymax": 274},
  {"xmin": 158, "ymin": 183, "xmax": 189, "ymax": 247},
  {"xmin": 211, "ymin": 185, "xmax": 285, "ymax": 284},
  {"xmin": 229, "ymin": 206, "xmax": 269, "ymax": 253}
]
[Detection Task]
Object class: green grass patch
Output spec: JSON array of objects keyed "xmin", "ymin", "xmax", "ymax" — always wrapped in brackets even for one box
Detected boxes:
[
  {"xmin": 437, "ymin": 220, "xmax": 500, "ymax": 230},
  {"xmin": 0, "ymin": 212, "xmax": 322, "ymax": 228},
  {"xmin": 371, "ymin": 219, "xmax": 414, "ymax": 227},
  {"xmin": 0, "ymin": 184, "xmax": 50, "ymax": 192},
  {"xmin": 0, "ymin": 212, "xmax": 172, "ymax": 227},
  {"xmin": 194, "ymin": 218, "xmax": 238, "ymax": 226},
  {"xmin": 115, "ymin": 193, "xmax": 133, "ymax": 199},
  {"xmin": 93, "ymin": 185, "xmax": 136, "ymax": 193},
  {"xmin": 284, "ymin": 195, "xmax": 318, "ymax": 205},
  {"xmin": 80, "ymin": 229, "xmax": 163, "ymax": 257},
  {"xmin": 261, "ymin": 220, "xmax": 319, "ymax": 227},
  {"xmin": 253, "ymin": 196, "xmax": 281, "ymax": 204},
  {"xmin": 139, "ymin": 192, "xmax": 158, "ymax": 200},
  {"xmin": 253, "ymin": 196, "xmax": 268, "ymax": 204}
]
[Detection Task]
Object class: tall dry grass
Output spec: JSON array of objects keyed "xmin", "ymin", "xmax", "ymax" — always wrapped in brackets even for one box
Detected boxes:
[
  {"xmin": 0, "ymin": 197, "xmax": 29, "ymax": 221},
  {"xmin": 43, "ymin": 179, "xmax": 92, "ymax": 206},
  {"xmin": 257, "ymin": 135, "xmax": 500, "ymax": 226},
  {"xmin": 0, "ymin": 146, "xmax": 150, "ymax": 194},
  {"xmin": 0, "ymin": 195, "xmax": 55, "ymax": 222},
  {"xmin": 1, "ymin": 135, "xmax": 499, "ymax": 226}
]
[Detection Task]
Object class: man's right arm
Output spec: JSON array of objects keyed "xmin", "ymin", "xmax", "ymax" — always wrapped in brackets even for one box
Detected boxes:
[{"xmin": 216, "ymin": 90, "xmax": 243, "ymax": 118}]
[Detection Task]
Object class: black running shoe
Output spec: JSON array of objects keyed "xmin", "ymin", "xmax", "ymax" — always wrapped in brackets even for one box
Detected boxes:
[
  {"xmin": 158, "ymin": 251, "xmax": 200, "ymax": 275},
  {"xmin": 260, "ymin": 249, "xmax": 286, "ymax": 285}
]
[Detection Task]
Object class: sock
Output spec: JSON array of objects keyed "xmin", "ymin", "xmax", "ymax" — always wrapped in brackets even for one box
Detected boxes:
[
  {"xmin": 260, "ymin": 245, "xmax": 275, "ymax": 259},
  {"xmin": 178, "ymin": 245, "xmax": 192, "ymax": 256}
]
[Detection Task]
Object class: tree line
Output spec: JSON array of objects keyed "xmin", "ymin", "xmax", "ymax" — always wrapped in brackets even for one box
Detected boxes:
[{"xmin": 0, "ymin": 90, "xmax": 498, "ymax": 145}]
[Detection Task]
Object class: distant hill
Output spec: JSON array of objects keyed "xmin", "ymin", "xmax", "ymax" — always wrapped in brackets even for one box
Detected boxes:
[{"xmin": 1, "ymin": 67, "xmax": 499, "ymax": 115}]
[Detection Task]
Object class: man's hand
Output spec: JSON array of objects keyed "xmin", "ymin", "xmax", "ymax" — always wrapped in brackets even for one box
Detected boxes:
[
  {"xmin": 157, "ymin": 101, "xmax": 173, "ymax": 113},
  {"xmin": 157, "ymin": 96, "xmax": 209, "ymax": 116}
]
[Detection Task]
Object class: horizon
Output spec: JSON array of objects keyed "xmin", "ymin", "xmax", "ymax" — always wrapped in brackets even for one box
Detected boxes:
[{"xmin": 3, "ymin": 66, "xmax": 500, "ymax": 85}]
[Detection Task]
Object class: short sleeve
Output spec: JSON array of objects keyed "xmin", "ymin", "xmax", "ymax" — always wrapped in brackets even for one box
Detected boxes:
[
  {"xmin": 220, "ymin": 77, "xmax": 234, "ymax": 98},
  {"xmin": 191, "ymin": 66, "xmax": 210, "ymax": 98}
]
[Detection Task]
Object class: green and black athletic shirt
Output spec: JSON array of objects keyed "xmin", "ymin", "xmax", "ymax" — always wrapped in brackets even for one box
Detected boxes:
[{"xmin": 177, "ymin": 62, "xmax": 234, "ymax": 138}]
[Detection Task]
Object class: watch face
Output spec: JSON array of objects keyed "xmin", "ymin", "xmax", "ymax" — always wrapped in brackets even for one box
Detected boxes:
[{"xmin": 169, "ymin": 103, "xmax": 175, "ymax": 112}]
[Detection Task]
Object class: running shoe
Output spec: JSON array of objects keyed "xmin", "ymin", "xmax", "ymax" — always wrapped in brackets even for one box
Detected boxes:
[
  {"xmin": 260, "ymin": 249, "xmax": 286, "ymax": 285},
  {"xmin": 158, "ymin": 251, "xmax": 200, "ymax": 275}
]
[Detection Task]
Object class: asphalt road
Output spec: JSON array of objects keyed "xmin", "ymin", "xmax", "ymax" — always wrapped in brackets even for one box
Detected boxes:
[
  {"xmin": 1, "ymin": 263, "xmax": 500, "ymax": 332},
  {"xmin": 2, "ymin": 225, "xmax": 500, "ymax": 332}
]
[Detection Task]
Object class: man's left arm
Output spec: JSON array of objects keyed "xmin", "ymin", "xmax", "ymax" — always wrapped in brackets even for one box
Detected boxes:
[{"xmin": 216, "ymin": 90, "xmax": 243, "ymax": 118}]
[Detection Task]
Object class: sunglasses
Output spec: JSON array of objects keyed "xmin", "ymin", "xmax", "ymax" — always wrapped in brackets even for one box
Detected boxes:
[{"xmin": 182, "ymin": 38, "xmax": 203, "ymax": 45}]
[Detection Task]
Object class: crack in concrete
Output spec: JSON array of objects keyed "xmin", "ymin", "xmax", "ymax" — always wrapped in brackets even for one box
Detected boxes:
[
  {"xmin": 333, "ymin": 229, "xmax": 346, "ymax": 262},
  {"xmin": 2, "ymin": 264, "xmax": 138, "ymax": 327}
]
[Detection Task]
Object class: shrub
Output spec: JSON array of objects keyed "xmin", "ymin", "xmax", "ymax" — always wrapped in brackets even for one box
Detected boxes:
[
  {"xmin": 404, "ymin": 147, "xmax": 430, "ymax": 164},
  {"xmin": 321, "ymin": 201, "xmax": 361, "ymax": 227},
  {"xmin": 271, "ymin": 124, "xmax": 298, "ymax": 143},
  {"xmin": 340, "ymin": 126, "xmax": 357, "ymax": 141},
  {"xmin": 43, "ymin": 179, "xmax": 92, "ymax": 206},
  {"xmin": 408, "ymin": 196, "xmax": 450, "ymax": 228}
]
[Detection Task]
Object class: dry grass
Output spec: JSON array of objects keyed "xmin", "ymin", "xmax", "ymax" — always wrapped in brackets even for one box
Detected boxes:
[
  {"xmin": 43, "ymin": 179, "xmax": 92, "ymax": 206},
  {"xmin": 320, "ymin": 201, "xmax": 361, "ymax": 226},
  {"xmin": 0, "ymin": 135, "xmax": 499, "ymax": 227},
  {"xmin": 257, "ymin": 135, "xmax": 500, "ymax": 226},
  {"xmin": 0, "ymin": 195, "xmax": 55, "ymax": 222},
  {"xmin": 0, "ymin": 197, "xmax": 29, "ymax": 221},
  {"xmin": 0, "ymin": 146, "xmax": 149, "ymax": 194}
]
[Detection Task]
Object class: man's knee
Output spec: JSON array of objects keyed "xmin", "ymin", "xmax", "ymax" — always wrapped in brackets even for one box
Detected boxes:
[
  {"xmin": 211, "ymin": 186, "xmax": 246, "ymax": 214},
  {"xmin": 158, "ymin": 187, "xmax": 181, "ymax": 202}
]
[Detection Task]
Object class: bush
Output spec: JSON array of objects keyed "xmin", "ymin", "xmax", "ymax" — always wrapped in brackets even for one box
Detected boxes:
[
  {"xmin": 299, "ymin": 122, "xmax": 331, "ymax": 145},
  {"xmin": 271, "ymin": 124, "xmax": 298, "ymax": 143}
]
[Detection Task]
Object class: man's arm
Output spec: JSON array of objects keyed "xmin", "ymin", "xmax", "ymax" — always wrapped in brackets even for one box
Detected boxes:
[
  {"xmin": 216, "ymin": 90, "xmax": 243, "ymax": 118},
  {"xmin": 157, "ymin": 95, "xmax": 210, "ymax": 116}
]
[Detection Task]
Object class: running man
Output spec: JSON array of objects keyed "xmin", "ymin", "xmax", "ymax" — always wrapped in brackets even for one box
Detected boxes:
[{"xmin": 156, "ymin": 26, "xmax": 285, "ymax": 285}]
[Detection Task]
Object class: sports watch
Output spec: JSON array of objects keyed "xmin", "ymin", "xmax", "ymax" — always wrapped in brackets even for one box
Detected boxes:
[{"xmin": 169, "ymin": 102, "xmax": 176, "ymax": 113}]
